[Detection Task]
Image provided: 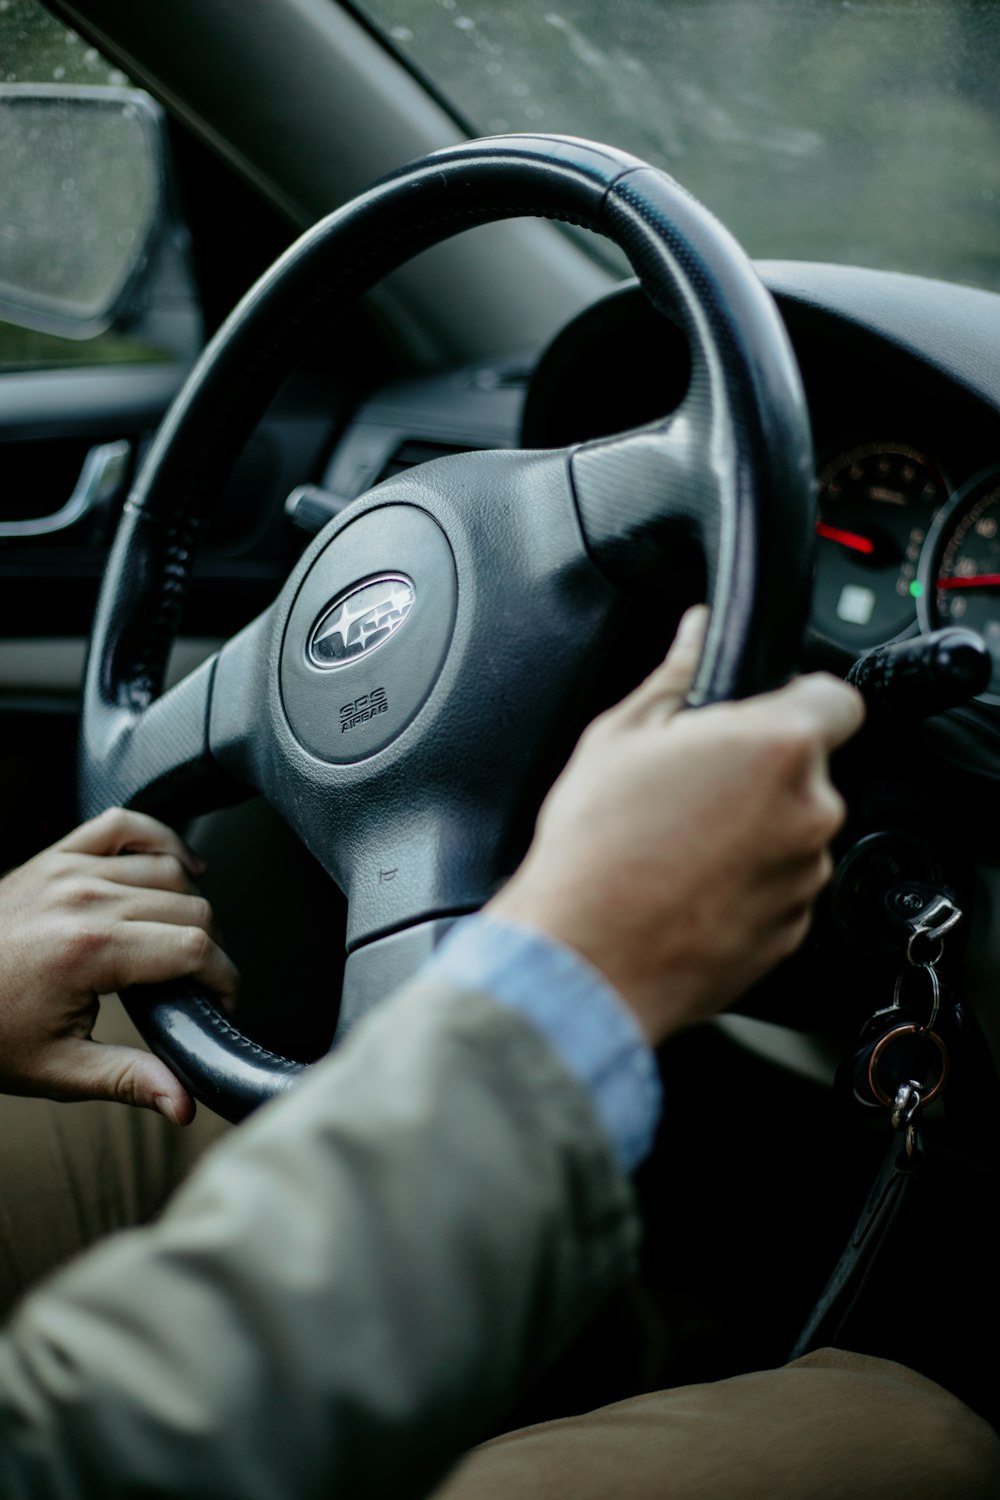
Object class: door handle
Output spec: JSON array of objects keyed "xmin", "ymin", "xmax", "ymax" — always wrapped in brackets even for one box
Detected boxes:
[{"xmin": 0, "ymin": 438, "xmax": 130, "ymax": 539}]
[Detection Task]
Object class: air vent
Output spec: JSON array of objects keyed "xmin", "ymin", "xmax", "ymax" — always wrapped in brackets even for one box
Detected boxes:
[{"xmin": 375, "ymin": 439, "xmax": 475, "ymax": 484}]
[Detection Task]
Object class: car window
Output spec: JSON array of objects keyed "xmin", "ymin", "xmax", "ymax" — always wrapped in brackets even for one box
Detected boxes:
[
  {"xmin": 0, "ymin": 0, "xmax": 201, "ymax": 371},
  {"xmin": 356, "ymin": 0, "xmax": 1000, "ymax": 295}
]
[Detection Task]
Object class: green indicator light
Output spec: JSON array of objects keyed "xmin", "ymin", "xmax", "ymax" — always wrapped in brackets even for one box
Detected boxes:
[{"xmin": 909, "ymin": 580, "xmax": 924, "ymax": 599}]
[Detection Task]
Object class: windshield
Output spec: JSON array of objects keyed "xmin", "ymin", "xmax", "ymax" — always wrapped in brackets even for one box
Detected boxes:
[{"xmin": 355, "ymin": 0, "xmax": 1000, "ymax": 293}]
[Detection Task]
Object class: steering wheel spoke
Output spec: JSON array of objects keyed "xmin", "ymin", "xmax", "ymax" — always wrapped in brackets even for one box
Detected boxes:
[
  {"xmin": 573, "ymin": 403, "xmax": 718, "ymax": 579},
  {"xmin": 208, "ymin": 609, "xmax": 275, "ymax": 793},
  {"xmin": 79, "ymin": 645, "xmax": 237, "ymax": 821},
  {"xmin": 338, "ymin": 916, "xmax": 460, "ymax": 1041}
]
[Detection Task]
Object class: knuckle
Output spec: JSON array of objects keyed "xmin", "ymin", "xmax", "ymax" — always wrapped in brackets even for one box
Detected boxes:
[
  {"xmin": 821, "ymin": 784, "xmax": 847, "ymax": 836},
  {"xmin": 580, "ymin": 710, "xmax": 614, "ymax": 746},
  {"xmin": 92, "ymin": 806, "xmax": 131, "ymax": 840},
  {"xmin": 737, "ymin": 735, "xmax": 792, "ymax": 790},
  {"xmin": 727, "ymin": 713, "xmax": 812, "ymax": 780},
  {"xmin": 190, "ymin": 895, "xmax": 213, "ymax": 931},
  {"xmin": 802, "ymin": 782, "xmax": 846, "ymax": 844},
  {"xmin": 159, "ymin": 854, "xmax": 188, "ymax": 889},
  {"xmin": 63, "ymin": 878, "xmax": 102, "ymax": 911},
  {"xmin": 109, "ymin": 1058, "xmax": 144, "ymax": 1107},
  {"xmin": 769, "ymin": 715, "xmax": 818, "ymax": 771},
  {"xmin": 34, "ymin": 850, "xmax": 70, "ymax": 887},
  {"xmin": 183, "ymin": 926, "xmax": 212, "ymax": 967},
  {"xmin": 778, "ymin": 904, "xmax": 813, "ymax": 958},
  {"xmin": 61, "ymin": 923, "xmax": 110, "ymax": 969},
  {"xmin": 798, "ymin": 848, "xmax": 834, "ymax": 900}
]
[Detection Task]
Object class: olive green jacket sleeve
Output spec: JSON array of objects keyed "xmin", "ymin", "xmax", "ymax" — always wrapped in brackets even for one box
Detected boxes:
[{"xmin": 0, "ymin": 978, "xmax": 639, "ymax": 1499}]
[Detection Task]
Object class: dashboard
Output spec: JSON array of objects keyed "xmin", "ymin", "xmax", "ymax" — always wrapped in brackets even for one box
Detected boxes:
[{"xmin": 319, "ymin": 263, "xmax": 1000, "ymax": 742}]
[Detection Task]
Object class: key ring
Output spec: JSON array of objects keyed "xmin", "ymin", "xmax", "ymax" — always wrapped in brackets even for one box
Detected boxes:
[
  {"xmin": 868, "ymin": 1023, "xmax": 949, "ymax": 1108},
  {"xmin": 892, "ymin": 960, "xmax": 941, "ymax": 1034}
]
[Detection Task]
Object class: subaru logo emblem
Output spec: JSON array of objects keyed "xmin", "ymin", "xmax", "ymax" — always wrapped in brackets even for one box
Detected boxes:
[{"xmin": 307, "ymin": 574, "xmax": 415, "ymax": 668}]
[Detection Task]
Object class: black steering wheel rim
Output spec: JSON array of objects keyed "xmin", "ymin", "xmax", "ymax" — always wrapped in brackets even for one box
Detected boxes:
[{"xmin": 79, "ymin": 135, "xmax": 815, "ymax": 1121}]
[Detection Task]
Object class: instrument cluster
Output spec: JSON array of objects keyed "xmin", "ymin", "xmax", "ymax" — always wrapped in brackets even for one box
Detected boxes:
[{"xmin": 815, "ymin": 440, "xmax": 1000, "ymax": 705}]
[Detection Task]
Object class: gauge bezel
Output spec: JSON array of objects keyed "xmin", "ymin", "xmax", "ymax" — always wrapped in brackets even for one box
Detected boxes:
[
  {"xmin": 815, "ymin": 438, "xmax": 949, "ymax": 493},
  {"xmin": 917, "ymin": 460, "xmax": 1000, "ymax": 707},
  {"xmin": 813, "ymin": 437, "xmax": 950, "ymax": 650}
]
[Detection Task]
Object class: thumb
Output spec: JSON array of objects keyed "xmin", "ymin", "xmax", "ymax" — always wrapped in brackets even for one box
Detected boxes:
[
  {"xmin": 45, "ymin": 1038, "xmax": 195, "ymax": 1124},
  {"xmin": 620, "ymin": 604, "xmax": 709, "ymax": 723}
]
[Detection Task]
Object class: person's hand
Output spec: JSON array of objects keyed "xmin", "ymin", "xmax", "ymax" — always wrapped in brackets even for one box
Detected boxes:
[
  {"xmin": 0, "ymin": 808, "xmax": 238, "ymax": 1123},
  {"xmin": 490, "ymin": 607, "xmax": 864, "ymax": 1044}
]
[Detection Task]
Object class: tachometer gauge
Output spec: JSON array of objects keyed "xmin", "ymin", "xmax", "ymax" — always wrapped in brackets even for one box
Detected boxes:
[
  {"xmin": 918, "ymin": 464, "xmax": 1000, "ymax": 703},
  {"xmin": 813, "ymin": 442, "xmax": 949, "ymax": 648}
]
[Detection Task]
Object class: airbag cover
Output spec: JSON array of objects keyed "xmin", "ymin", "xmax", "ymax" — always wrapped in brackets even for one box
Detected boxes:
[{"xmin": 280, "ymin": 505, "xmax": 457, "ymax": 763}]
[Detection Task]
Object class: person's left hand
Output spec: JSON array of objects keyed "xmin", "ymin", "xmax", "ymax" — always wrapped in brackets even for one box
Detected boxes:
[{"xmin": 0, "ymin": 808, "xmax": 239, "ymax": 1123}]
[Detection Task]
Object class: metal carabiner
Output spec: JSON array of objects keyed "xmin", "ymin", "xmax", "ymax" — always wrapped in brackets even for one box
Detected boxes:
[
  {"xmin": 891, "ymin": 1081, "xmax": 925, "ymax": 1160},
  {"xmin": 905, "ymin": 895, "xmax": 962, "ymax": 968}
]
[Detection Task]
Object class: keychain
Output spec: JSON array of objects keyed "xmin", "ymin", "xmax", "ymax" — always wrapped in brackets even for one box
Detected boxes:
[{"xmin": 847, "ymin": 894, "xmax": 961, "ymax": 1153}]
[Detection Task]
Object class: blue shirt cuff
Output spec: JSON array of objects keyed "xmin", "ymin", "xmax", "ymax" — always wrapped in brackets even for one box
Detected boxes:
[{"xmin": 423, "ymin": 913, "xmax": 662, "ymax": 1172}]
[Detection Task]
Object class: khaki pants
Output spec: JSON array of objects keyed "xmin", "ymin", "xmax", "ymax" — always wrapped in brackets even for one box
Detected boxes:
[
  {"xmin": 0, "ymin": 994, "xmax": 229, "ymax": 1316},
  {"xmin": 436, "ymin": 1348, "xmax": 1000, "ymax": 1498},
  {"xmin": 0, "ymin": 1000, "xmax": 996, "ymax": 1496}
]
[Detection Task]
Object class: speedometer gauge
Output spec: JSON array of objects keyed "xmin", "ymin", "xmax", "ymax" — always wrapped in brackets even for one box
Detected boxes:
[
  {"xmin": 918, "ymin": 464, "xmax": 1000, "ymax": 703},
  {"xmin": 813, "ymin": 442, "xmax": 948, "ymax": 648}
]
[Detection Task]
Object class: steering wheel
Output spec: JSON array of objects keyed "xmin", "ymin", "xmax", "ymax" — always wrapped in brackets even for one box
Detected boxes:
[{"xmin": 79, "ymin": 136, "xmax": 815, "ymax": 1122}]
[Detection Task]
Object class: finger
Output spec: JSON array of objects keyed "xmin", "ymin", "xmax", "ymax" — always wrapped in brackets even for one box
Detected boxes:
[
  {"xmin": 115, "ymin": 896, "xmax": 236, "ymax": 1008},
  {"xmin": 755, "ymin": 847, "xmax": 835, "ymax": 909},
  {"xmin": 59, "ymin": 809, "xmax": 206, "ymax": 876},
  {"xmin": 763, "ymin": 902, "xmax": 815, "ymax": 968},
  {"xmin": 799, "ymin": 763, "xmax": 848, "ymax": 843},
  {"xmin": 756, "ymin": 673, "xmax": 865, "ymax": 755},
  {"xmin": 744, "ymin": 887, "xmax": 824, "ymax": 978},
  {"xmin": 106, "ymin": 922, "xmax": 241, "ymax": 1006},
  {"xmin": 111, "ymin": 889, "xmax": 217, "ymax": 933},
  {"xmin": 39, "ymin": 1037, "xmax": 195, "ymax": 1124},
  {"xmin": 618, "ymin": 604, "xmax": 709, "ymax": 723},
  {"xmin": 97, "ymin": 852, "xmax": 200, "ymax": 897}
]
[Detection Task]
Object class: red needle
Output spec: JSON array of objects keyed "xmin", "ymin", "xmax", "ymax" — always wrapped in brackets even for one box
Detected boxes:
[
  {"xmin": 937, "ymin": 573, "xmax": 1000, "ymax": 589},
  {"xmin": 816, "ymin": 520, "xmax": 876, "ymax": 556}
]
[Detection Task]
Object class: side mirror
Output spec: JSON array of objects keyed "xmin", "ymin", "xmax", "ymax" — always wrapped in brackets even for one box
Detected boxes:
[{"xmin": 0, "ymin": 84, "xmax": 170, "ymax": 341}]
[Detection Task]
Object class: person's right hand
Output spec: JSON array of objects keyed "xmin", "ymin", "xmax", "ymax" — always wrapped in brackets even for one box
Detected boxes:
[
  {"xmin": 489, "ymin": 607, "xmax": 864, "ymax": 1045},
  {"xmin": 0, "ymin": 808, "xmax": 238, "ymax": 1122}
]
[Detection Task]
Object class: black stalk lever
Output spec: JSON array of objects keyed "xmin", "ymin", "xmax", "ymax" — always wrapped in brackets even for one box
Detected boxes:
[{"xmin": 846, "ymin": 628, "xmax": 991, "ymax": 718}]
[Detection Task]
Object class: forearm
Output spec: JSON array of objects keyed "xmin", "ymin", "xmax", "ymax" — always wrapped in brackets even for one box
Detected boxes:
[{"xmin": 0, "ymin": 979, "xmax": 637, "ymax": 1500}]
